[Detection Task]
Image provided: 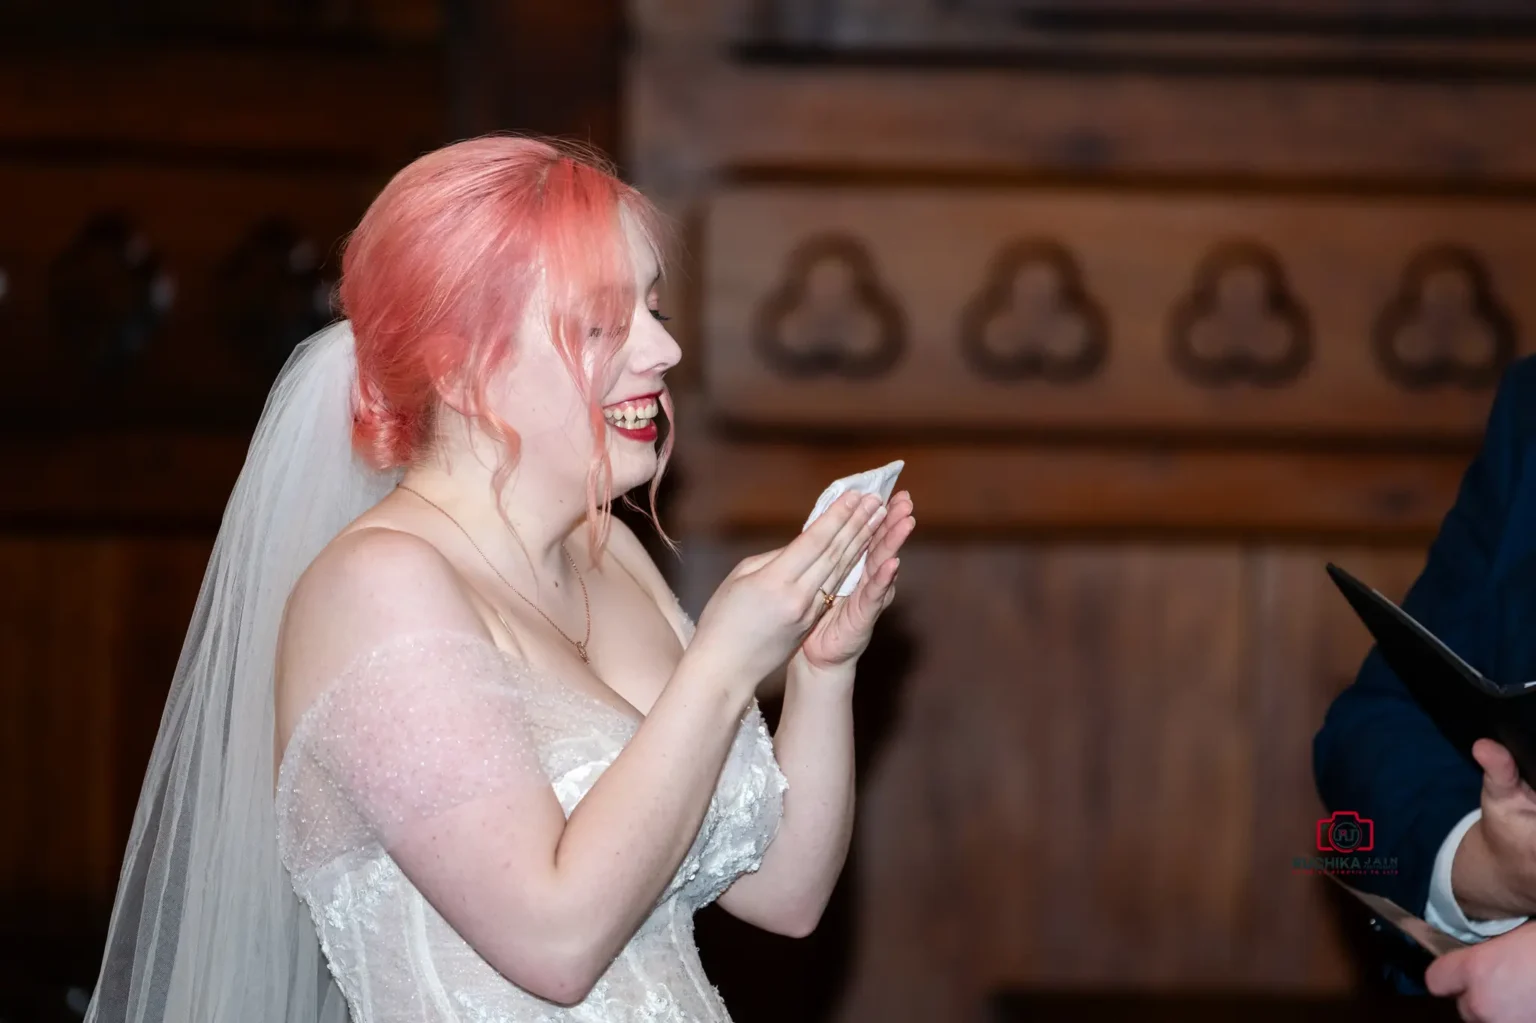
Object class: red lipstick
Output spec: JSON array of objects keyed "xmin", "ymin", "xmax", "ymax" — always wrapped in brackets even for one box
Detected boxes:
[{"xmin": 603, "ymin": 391, "xmax": 663, "ymax": 444}]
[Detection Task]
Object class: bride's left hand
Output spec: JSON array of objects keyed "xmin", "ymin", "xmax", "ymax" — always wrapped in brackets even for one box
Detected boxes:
[{"xmin": 800, "ymin": 491, "xmax": 915, "ymax": 672}]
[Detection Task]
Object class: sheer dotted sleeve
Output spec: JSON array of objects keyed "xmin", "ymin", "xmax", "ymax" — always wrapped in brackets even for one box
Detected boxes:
[{"xmin": 276, "ymin": 630, "xmax": 548, "ymax": 878}]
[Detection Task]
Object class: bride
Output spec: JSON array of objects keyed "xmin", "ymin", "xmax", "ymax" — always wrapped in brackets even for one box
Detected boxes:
[{"xmin": 83, "ymin": 135, "xmax": 915, "ymax": 1022}]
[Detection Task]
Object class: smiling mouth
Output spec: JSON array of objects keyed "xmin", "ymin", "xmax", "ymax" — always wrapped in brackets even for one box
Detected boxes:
[{"xmin": 602, "ymin": 395, "xmax": 660, "ymax": 431}]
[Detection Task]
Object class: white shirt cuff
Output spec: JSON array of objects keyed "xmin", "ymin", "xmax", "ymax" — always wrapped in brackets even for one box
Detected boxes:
[{"xmin": 1424, "ymin": 808, "xmax": 1529, "ymax": 941}]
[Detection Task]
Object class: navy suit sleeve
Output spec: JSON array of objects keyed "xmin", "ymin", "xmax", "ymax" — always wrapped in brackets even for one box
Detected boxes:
[{"xmin": 1314, "ymin": 360, "xmax": 1533, "ymax": 915}]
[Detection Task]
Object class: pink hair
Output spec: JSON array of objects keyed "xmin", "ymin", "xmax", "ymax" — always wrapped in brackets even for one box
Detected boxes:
[{"xmin": 341, "ymin": 135, "xmax": 674, "ymax": 555}]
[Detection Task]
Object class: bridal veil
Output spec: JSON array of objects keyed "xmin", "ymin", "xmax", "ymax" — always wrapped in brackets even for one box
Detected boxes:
[{"xmin": 85, "ymin": 321, "xmax": 399, "ymax": 1023}]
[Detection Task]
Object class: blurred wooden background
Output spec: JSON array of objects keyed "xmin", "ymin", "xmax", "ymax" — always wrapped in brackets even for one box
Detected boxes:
[
  {"xmin": 641, "ymin": 1, "xmax": 1536, "ymax": 1019},
  {"xmin": 5, "ymin": 0, "xmax": 1536, "ymax": 1020}
]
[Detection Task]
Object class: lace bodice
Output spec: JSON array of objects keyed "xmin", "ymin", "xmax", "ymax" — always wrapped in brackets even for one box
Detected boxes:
[{"xmin": 275, "ymin": 631, "xmax": 788, "ymax": 1022}]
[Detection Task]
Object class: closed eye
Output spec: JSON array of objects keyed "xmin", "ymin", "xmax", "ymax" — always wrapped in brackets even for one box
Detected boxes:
[{"xmin": 650, "ymin": 309, "xmax": 671, "ymax": 323}]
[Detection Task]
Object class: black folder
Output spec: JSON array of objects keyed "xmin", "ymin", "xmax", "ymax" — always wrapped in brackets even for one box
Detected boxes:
[{"xmin": 1327, "ymin": 562, "xmax": 1536, "ymax": 786}]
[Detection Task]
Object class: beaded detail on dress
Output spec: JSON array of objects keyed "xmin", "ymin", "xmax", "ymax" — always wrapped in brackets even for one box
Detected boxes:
[{"xmin": 275, "ymin": 630, "xmax": 788, "ymax": 1022}]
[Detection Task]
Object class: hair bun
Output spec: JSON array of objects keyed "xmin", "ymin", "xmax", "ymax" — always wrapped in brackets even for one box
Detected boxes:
[{"xmin": 352, "ymin": 379, "xmax": 417, "ymax": 469}]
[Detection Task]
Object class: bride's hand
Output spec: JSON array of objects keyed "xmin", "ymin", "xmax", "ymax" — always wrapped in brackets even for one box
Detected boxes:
[
  {"xmin": 800, "ymin": 491, "xmax": 915, "ymax": 672},
  {"xmin": 687, "ymin": 492, "xmax": 887, "ymax": 689}
]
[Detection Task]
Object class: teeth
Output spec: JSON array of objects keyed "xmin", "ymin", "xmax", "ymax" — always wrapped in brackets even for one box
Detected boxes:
[{"xmin": 603, "ymin": 398, "xmax": 659, "ymax": 428}]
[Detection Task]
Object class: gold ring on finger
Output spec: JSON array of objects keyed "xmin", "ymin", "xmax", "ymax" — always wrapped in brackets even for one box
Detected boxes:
[{"xmin": 818, "ymin": 588, "xmax": 835, "ymax": 610}]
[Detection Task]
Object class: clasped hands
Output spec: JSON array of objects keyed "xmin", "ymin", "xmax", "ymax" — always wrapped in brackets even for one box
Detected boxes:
[
  {"xmin": 688, "ymin": 489, "xmax": 916, "ymax": 691},
  {"xmin": 799, "ymin": 488, "xmax": 914, "ymax": 673}
]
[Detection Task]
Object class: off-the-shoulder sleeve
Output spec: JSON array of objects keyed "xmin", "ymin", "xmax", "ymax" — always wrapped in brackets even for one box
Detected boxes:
[{"xmin": 276, "ymin": 631, "xmax": 548, "ymax": 876}]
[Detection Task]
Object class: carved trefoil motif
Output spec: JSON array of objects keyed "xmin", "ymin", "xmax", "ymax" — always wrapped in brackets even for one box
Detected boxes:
[
  {"xmin": 217, "ymin": 218, "xmax": 335, "ymax": 375},
  {"xmin": 50, "ymin": 213, "xmax": 175, "ymax": 377},
  {"xmin": 754, "ymin": 234, "xmax": 906, "ymax": 379},
  {"xmin": 960, "ymin": 240, "xmax": 1107, "ymax": 382},
  {"xmin": 1374, "ymin": 245, "xmax": 1516, "ymax": 391},
  {"xmin": 1169, "ymin": 241, "xmax": 1310, "ymax": 387}
]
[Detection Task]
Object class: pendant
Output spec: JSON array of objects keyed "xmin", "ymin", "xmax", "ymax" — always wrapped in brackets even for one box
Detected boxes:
[{"xmin": 576, "ymin": 642, "xmax": 589, "ymax": 664}]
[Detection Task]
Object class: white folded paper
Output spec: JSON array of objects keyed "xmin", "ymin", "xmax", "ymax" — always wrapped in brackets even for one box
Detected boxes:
[{"xmin": 801, "ymin": 459, "xmax": 904, "ymax": 596}]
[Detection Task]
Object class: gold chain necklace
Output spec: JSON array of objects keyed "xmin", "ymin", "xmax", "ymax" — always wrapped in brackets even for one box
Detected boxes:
[{"xmin": 397, "ymin": 484, "xmax": 592, "ymax": 664}]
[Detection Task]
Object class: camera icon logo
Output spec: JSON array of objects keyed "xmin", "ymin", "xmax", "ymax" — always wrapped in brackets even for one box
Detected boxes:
[{"xmin": 1317, "ymin": 810, "xmax": 1375, "ymax": 853}]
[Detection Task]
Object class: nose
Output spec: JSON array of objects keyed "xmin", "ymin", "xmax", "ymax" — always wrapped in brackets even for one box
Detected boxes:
[{"xmin": 631, "ymin": 313, "xmax": 682, "ymax": 376}]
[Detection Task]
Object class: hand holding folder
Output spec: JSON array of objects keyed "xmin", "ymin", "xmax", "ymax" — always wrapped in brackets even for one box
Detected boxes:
[{"xmin": 1327, "ymin": 563, "xmax": 1536, "ymax": 786}]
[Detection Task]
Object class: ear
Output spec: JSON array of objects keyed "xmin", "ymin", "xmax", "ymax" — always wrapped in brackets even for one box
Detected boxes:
[
  {"xmin": 421, "ymin": 332, "xmax": 475, "ymax": 417},
  {"xmin": 432, "ymin": 368, "xmax": 472, "ymax": 417}
]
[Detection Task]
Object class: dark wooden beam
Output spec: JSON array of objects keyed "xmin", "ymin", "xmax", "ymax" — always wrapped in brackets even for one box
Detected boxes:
[{"xmin": 446, "ymin": 0, "xmax": 625, "ymax": 166}]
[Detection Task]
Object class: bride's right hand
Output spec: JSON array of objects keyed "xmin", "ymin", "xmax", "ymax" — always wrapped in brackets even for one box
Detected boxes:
[{"xmin": 687, "ymin": 491, "xmax": 885, "ymax": 691}]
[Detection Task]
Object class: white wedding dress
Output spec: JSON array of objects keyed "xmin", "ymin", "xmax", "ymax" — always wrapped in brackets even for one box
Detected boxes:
[{"xmin": 275, "ymin": 629, "xmax": 789, "ymax": 1023}]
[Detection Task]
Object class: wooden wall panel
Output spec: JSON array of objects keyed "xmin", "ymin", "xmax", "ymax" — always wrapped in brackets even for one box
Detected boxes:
[
  {"xmin": 0, "ymin": 542, "xmax": 115, "ymax": 904},
  {"xmin": 1243, "ymin": 547, "xmax": 1426, "ymax": 986},
  {"xmin": 0, "ymin": 0, "xmax": 640, "ymax": 964},
  {"xmin": 734, "ymin": 0, "xmax": 1536, "ymax": 64},
  {"xmin": 0, "ymin": 0, "xmax": 441, "ymax": 40},
  {"xmin": 672, "ymin": 428, "xmax": 1471, "ymax": 539},
  {"xmin": 630, "ymin": 57, "xmax": 1536, "ymax": 193},
  {"xmin": 629, "ymin": 0, "xmax": 1529, "ymax": 1004},
  {"xmin": 678, "ymin": 539, "xmax": 1427, "ymax": 1015},
  {"xmin": 0, "ymin": 161, "xmax": 381, "ymax": 425},
  {"xmin": 1008, "ymin": 0, "xmax": 1533, "ymax": 16},
  {"xmin": 703, "ymin": 186, "xmax": 1529, "ymax": 436},
  {"xmin": 630, "ymin": 0, "xmax": 1536, "ymax": 449},
  {"xmin": 448, "ymin": 0, "xmax": 624, "ymax": 157},
  {"xmin": 0, "ymin": 1, "xmax": 448, "ymax": 946},
  {"xmin": 0, "ymin": 434, "xmax": 245, "ymax": 526},
  {"xmin": 0, "ymin": 49, "xmax": 441, "ymax": 160},
  {"xmin": 0, "ymin": 537, "xmax": 209, "ymax": 908}
]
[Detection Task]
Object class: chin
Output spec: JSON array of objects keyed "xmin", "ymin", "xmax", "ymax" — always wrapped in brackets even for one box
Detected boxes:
[{"xmin": 608, "ymin": 447, "xmax": 660, "ymax": 497}]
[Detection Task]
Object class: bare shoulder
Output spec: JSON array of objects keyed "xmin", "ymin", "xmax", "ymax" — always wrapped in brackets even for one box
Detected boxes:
[
  {"xmin": 277, "ymin": 527, "xmax": 493, "ymax": 729},
  {"xmin": 289, "ymin": 525, "xmax": 482, "ymax": 635}
]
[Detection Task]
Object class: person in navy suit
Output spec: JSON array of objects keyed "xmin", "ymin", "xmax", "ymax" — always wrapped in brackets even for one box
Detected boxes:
[{"xmin": 1315, "ymin": 357, "xmax": 1536, "ymax": 1019}]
